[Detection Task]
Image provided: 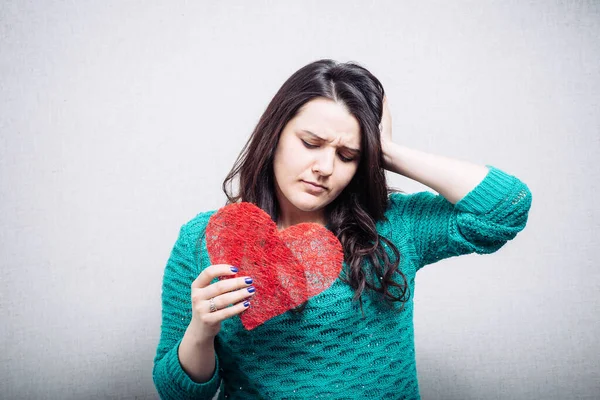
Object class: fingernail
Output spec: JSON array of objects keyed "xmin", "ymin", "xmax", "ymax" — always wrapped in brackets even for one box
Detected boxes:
[
  {"xmin": 243, "ymin": 301, "xmax": 250, "ymax": 307},
  {"xmin": 230, "ymin": 266, "xmax": 238, "ymax": 273},
  {"xmin": 247, "ymin": 286, "xmax": 256, "ymax": 293},
  {"xmin": 245, "ymin": 277, "xmax": 253, "ymax": 284}
]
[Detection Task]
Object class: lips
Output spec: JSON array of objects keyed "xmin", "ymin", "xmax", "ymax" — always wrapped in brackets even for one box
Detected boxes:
[{"xmin": 303, "ymin": 180, "xmax": 327, "ymax": 190}]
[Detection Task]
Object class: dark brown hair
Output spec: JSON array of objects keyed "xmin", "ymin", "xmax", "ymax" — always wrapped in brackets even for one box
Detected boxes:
[{"xmin": 222, "ymin": 59, "xmax": 410, "ymax": 310}]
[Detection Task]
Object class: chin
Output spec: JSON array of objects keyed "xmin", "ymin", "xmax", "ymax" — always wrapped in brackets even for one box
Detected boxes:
[
  {"xmin": 289, "ymin": 193, "xmax": 327, "ymax": 212},
  {"xmin": 292, "ymin": 200, "xmax": 323, "ymax": 213}
]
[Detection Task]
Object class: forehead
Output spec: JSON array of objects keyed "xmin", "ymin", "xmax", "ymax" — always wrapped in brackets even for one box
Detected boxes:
[{"xmin": 292, "ymin": 98, "xmax": 361, "ymax": 145}]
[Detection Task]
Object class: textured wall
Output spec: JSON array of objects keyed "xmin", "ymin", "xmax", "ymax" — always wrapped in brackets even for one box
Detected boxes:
[{"xmin": 1, "ymin": 1, "xmax": 598, "ymax": 399}]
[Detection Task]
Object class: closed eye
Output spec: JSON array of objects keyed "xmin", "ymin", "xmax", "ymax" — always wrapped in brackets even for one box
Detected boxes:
[
  {"xmin": 338, "ymin": 154, "xmax": 354, "ymax": 163},
  {"xmin": 301, "ymin": 139, "xmax": 319, "ymax": 149},
  {"xmin": 302, "ymin": 140, "xmax": 356, "ymax": 163}
]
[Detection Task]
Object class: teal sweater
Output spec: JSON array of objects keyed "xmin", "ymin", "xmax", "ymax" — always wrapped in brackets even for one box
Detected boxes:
[{"xmin": 153, "ymin": 166, "xmax": 532, "ymax": 399}]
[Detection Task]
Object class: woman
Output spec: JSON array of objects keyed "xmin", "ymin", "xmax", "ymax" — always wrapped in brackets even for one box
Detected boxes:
[{"xmin": 152, "ymin": 59, "xmax": 532, "ymax": 399}]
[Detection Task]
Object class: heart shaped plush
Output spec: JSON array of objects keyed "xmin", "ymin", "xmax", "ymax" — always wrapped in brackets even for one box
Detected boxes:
[{"xmin": 205, "ymin": 202, "xmax": 343, "ymax": 330}]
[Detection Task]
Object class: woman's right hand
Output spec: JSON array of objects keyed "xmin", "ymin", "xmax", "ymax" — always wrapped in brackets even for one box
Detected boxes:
[{"xmin": 189, "ymin": 264, "xmax": 255, "ymax": 340}]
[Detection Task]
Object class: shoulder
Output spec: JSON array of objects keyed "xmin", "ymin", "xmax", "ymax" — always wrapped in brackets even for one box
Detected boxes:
[
  {"xmin": 387, "ymin": 190, "xmax": 437, "ymax": 208},
  {"xmin": 376, "ymin": 190, "xmax": 435, "ymax": 236},
  {"xmin": 179, "ymin": 209, "xmax": 219, "ymax": 244},
  {"xmin": 386, "ymin": 190, "xmax": 445, "ymax": 221},
  {"xmin": 381, "ymin": 189, "xmax": 454, "ymax": 244}
]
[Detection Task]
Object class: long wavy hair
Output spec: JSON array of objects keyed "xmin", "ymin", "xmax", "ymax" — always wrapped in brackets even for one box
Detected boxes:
[{"xmin": 222, "ymin": 59, "xmax": 410, "ymax": 310}]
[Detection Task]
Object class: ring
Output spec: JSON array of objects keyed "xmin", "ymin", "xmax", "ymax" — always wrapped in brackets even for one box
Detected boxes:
[{"xmin": 209, "ymin": 297, "xmax": 217, "ymax": 313}]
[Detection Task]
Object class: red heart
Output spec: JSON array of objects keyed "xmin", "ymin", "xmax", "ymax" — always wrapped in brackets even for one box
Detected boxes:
[{"xmin": 205, "ymin": 202, "xmax": 343, "ymax": 330}]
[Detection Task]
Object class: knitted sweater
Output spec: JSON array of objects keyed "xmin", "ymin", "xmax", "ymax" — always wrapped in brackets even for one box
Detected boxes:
[{"xmin": 153, "ymin": 165, "xmax": 532, "ymax": 399}]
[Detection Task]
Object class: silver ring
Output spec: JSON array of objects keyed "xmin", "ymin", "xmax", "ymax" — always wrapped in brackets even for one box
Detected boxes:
[{"xmin": 209, "ymin": 297, "xmax": 217, "ymax": 313}]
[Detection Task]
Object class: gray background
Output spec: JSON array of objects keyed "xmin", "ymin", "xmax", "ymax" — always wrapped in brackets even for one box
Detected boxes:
[{"xmin": 1, "ymin": 1, "xmax": 599, "ymax": 399}]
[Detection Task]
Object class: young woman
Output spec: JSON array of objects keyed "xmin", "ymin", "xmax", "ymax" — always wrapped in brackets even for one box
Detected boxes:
[{"xmin": 152, "ymin": 59, "xmax": 532, "ymax": 399}]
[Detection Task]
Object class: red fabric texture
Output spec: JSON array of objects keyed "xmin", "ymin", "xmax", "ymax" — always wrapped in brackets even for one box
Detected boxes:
[{"xmin": 205, "ymin": 202, "xmax": 343, "ymax": 330}]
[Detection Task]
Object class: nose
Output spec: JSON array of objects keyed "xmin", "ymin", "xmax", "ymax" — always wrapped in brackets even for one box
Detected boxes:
[{"xmin": 311, "ymin": 148, "xmax": 335, "ymax": 177}]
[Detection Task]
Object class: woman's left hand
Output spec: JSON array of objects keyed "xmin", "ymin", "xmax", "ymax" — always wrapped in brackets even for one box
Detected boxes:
[
  {"xmin": 379, "ymin": 96, "xmax": 393, "ymax": 144},
  {"xmin": 379, "ymin": 96, "xmax": 393, "ymax": 170}
]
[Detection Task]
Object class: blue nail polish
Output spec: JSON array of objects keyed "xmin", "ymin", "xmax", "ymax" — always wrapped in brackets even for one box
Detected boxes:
[
  {"xmin": 244, "ymin": 301, "xmax": 250, "ymax": 307},
  {"xmin": 230, "ymin": 266, "xmax": 238, "ymax": 273},
  {"xmin": 247, "ymin": 286, "xmax": 256, "ymax": 293},
  {"xmin": 245, "ymin": 277, "xmax": 253, "ymax": 284}
]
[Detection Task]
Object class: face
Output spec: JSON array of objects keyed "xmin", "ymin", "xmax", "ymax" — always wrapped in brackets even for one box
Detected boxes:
[{"xmin": 273, "ymin": 97, "xmax": 361, "ymax": 224}]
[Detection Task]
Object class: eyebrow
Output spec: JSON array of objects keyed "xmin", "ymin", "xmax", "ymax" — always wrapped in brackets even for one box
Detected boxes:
[{"xmin": 300, "ymin": 130, "xmax": 361, "ymax": 155}]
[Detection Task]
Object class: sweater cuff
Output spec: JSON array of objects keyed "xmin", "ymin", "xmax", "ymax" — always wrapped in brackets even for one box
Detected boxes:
[
  {"xmin": 455, "ymin": 165, "xmax": 517, "ymax": 214},
  {"xmin": 165, "ymin": 339, "xmax": 221, "ymax": 397}
]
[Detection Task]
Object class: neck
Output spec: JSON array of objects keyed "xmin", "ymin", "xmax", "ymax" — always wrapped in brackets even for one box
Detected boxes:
[{"xmin": 277, "ymin": 210, "xmax": 326, "ymax": 231}]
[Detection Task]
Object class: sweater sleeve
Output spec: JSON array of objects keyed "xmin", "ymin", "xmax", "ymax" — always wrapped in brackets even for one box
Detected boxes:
[
  {"xmin": 152, "ymin": 222, "xmax": 222, "ymax": 400},
  {"xmin": 389, "ymin": 165, "xmax": 532, "ymax": 270}
]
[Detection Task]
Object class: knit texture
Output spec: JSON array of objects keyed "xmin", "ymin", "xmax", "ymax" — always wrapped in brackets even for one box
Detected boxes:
[{"xmin": 153, "ymin": 165, "xmax": 532, "ymax": 399}]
